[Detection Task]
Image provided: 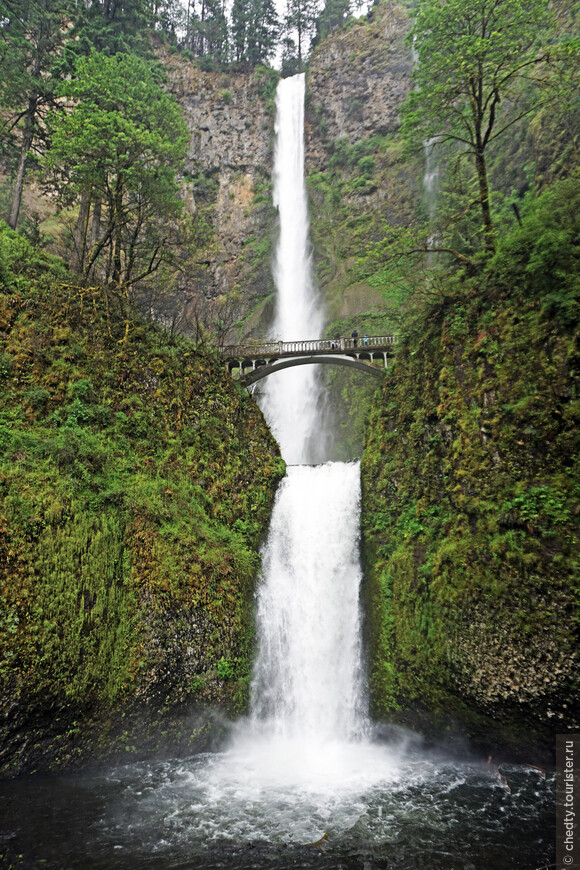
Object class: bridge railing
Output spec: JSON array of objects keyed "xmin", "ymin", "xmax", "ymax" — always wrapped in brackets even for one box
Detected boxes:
[{"xmin": 219, "ymin": 334, "xmax": 398, "ymax": 359}]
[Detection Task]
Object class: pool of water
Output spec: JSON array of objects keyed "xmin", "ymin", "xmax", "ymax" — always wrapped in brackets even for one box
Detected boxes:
[{"xmin": 0, "ymin": 731, "xmax": 555, "ymax": 870}]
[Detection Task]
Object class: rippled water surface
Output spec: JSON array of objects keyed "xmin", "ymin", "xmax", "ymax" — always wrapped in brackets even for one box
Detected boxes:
[{"xmin": 0, "ymin": 737, "xmax": 555, "ymax": 870}]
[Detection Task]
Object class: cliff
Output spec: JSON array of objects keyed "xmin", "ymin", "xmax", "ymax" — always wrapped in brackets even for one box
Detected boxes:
[
  {"xmin": 162, "ymin": 53, "xmax": 280, "ymax": 326},
  {"xmin": 0, "ymin": 225, "xmax": 285, "ymax": 776},
  {"xmin": 360, "ymin": 175, "xmax": 580, "ymax": 756},
  {"xmin": 306, "ymin": 4, "xmax": 419, "ymax": 326}
]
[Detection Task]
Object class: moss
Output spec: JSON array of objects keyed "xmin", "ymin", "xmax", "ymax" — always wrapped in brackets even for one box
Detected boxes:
[
  {"xmin": 0, "ymin": 221, "xmax": 285, "ymax": 776},
  {"xmin": 360, "ymin": 174, "xmax": 580, "ymax": 754}
]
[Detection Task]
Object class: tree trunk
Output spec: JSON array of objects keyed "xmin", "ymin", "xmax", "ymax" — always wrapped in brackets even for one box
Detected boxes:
[
  {"xmin": 87, "ymin": 197, "xmax": 102, "ymax": 277},
  {"xmin": 111, "ymin": 177, "xmax": 124, "ymax": 285},
  {"xmin": 71, "ymin": 190, "xmax": 90, "ymax": 274},
  {"xmin": 7, "ymin": 98, "xmax": 37, "ymax": 230},
  {"xmin": 474, "ymin": 147, "xmax": 495, "ymax": 255}
]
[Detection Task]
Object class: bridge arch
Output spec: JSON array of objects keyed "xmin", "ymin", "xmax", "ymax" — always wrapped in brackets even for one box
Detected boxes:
[{"xmin": 241, "ymin": 354, "xmax": 385, "ymax": 385}]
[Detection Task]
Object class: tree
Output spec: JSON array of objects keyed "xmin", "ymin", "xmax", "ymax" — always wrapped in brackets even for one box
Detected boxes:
[
  {"xmin": 405, "ymin": 0, "xmax": 553, "ymax": 255},
  {"xmin": 312, "ymin": 0, "xmax": 352, "ymax": 47},
  {"xmin": 232, "ymin": 0, "xmax": 280, "ymax": 65},
  {"xmin": 184, "ymin": 0, "xmax": 229, "ymax": 62},
  {"xmin": 0, "ymin": 0, "xmax": 74, "ymax": 229},
  {"xmin": 282, "ymin": 0, "xmax": 319, "ymax": 70},
  {"xmin": 64, "ymin": 0, "xmax": 152, "ymax": 60},
  {"xmin": 44, "ymin": 52, "xmax": 188, "ymax": 289}
]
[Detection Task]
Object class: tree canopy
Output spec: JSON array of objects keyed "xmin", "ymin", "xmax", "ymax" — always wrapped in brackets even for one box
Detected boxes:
[
  {"xmin": 404, "ymin": 0, "xmax": 555, "ymax": 254},
  {"xmin": 44, "ymin": 52, "xmax": 187, "ymax": 288}
]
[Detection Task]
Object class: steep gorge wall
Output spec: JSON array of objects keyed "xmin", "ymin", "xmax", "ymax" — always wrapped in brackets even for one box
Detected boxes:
[
  {"xmin": 360, "ymin": 179, "xmax": 580, "ymax": 755},
  {"xmin": 305, "ymin": 3, "xmax": 419, "ymax": 326},
  {"xmin": 163, "ymin": 55, "xmax": 279, "ymax": 328},
  {"xmin": 0, "ymin": 227, "xmax": 284, "ymax": 776}
]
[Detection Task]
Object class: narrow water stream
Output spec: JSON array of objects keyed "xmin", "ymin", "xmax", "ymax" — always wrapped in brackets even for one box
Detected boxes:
[{"xmin": 0, "ymin": 75, "xmax": 556, "ymax": 870}]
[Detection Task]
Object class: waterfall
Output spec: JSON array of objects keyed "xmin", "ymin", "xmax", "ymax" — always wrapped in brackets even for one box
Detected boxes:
[
  {"xmin": 249, "ymin": 73, "xmax": 367, "ymax": 745},
  {"xmin": 218, "ymin": 72, "xmax": 404, "ymax": 802},
  {"xmin": 250, "ymin": 463, "xmax": 365, "ymax": 741},
  {"xmin": 258, "ymin": 74, "xmax": 324, "ymax": 465}
]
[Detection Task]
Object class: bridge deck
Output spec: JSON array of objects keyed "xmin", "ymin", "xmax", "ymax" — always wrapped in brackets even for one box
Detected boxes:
[{"xmin": 220, "ymin": 334, "xmax": 397, "ymax": 360}]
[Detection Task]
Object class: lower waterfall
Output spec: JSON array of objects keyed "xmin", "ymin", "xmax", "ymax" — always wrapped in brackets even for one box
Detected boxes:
[{"xmin": 251, "ymin": 463, "xmax": 365, "ymax": 742}]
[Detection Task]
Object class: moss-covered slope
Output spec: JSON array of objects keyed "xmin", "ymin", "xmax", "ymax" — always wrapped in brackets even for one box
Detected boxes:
[
  {"xmin": 360, "ymin": 175, "xmax": 580, "ymax": 754},
  {"xmin": 0, "ymin": 225, "xmax": 285, "ymax": 776}
]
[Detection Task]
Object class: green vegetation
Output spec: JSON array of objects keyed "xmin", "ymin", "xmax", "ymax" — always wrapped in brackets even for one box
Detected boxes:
[
  {"xmin": 404, "ymin": 0, "xmax": 557, "ymax": 253},
  {"xmin": 44, "ymin": 51, "xmax": 188, "ymax": 286},
  {"xmin": 360, "ymin": 174, "xmax": 580, "ymax": 748},
  {"xmin": 0, "ymin": 223, "xmax": 285, "ymax": 774}
]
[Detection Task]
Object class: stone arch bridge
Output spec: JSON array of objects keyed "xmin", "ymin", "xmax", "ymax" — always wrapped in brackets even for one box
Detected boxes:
[{"xmin": 219, "ymin": 335, "xmax": 397, "ymax": 386}]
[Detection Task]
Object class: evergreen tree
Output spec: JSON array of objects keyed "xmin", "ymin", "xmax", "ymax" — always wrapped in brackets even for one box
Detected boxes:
[
  {"xmin": 62, "ymin": 0, "xmax": 152, "ymax": 64},
  {"xmin": 233, "ymin": 0, "xmax": 280, "ymax": 66},
  {"xmin": 150, "ymin": 0, "xmax": 186, "ymax": 42},
  {"xmin": 0, "ymin": 0, "xmax": 74, "ymax": 229},
  {"xmin": 185, "ymin": 0, "xmax": 229, "ymax": 62},
  {"xmin": 283, "ymin": 0, "xmax": 319, "ymax": 70},
  {"xmin": 231, "ymin": 0, "xmax": 250, "ymax": 62},
  {"xmin": 313, "ymin": 0, "xmax": 351, "ymax": 47}
]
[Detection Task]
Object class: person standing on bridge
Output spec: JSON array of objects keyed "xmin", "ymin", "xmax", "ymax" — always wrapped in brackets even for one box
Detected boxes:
[{"xmin": 351, "ymin": 329, "xmax": 358, "ymax": 347}]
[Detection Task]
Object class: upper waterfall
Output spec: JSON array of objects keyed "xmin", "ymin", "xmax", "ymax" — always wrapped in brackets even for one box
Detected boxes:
[{"xmin": 258, "ymin": 74, "xmax": 324, "ymax": 465}]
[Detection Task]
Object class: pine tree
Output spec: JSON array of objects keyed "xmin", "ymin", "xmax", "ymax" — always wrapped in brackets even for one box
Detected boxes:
[
  {"xmin": 0, "ymin": 0, "xmax": 74, "ymax": 229},
  {"xmin": 231, "ymin": 0, "xmax": 279, "ymax": 65},
  {"xmin": 313, "ymin": 0, "xmax": 351, "ymax": 47},
  {"xmin": 248, "ymin": 0, "xmax": 280, "ymax": 65},
  {"xmin": 282, "ymin": 0, "xmax": 319, "ymax": 70},
  {"xmin": 231, "ymin": 0, "xmax": 250, "ymax": 62},
  {"xmin": 63, "ymin": 0, "xmax": 152, "ymax": 62},
  {"xmin": 185, "ymin": 0, "xmax": 229, "ymax": 62}
]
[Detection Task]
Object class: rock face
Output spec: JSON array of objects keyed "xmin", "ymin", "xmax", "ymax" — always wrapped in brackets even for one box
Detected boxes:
[
  {"xmin": 303, "ymin": 5, "xmax": 419, "ymax": 325},
  {"xmin": 162, "ymin": 55, "xmax": 279, "ymax": 310},
  {"xmin": 306, "ymin": 4, "xmax": 413, "ymax": 173}
]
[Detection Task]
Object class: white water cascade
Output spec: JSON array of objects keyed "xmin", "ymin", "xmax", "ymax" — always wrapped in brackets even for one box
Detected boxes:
[
  {"xmin": 250, "ymin": 462, "xmax": 366, "ymax": 742},
  {"xmin": 259, "ymin": 74, "xmax": 324, "ymax": 465},
  {"xmin": 250, "ymin": 74, "xmax": 366, "ymax": 747},
  {"xmin": 219, "ymin": 73, "xmax": 402, "ymax": 800}
]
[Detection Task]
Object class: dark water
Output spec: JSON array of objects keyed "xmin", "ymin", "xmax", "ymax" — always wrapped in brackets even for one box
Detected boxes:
[{"xmin": 0, "ymin": 738, "xmax": 555, "ymax": 870}]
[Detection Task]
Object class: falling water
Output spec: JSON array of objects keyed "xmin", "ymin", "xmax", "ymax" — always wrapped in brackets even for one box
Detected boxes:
[
  {"xmin": 250, "ymin": 462, "xmax": 365, "ymax": 741},
  {"xmin": 250, "ymin": 72, "xmax": 368, "ymax": 749},
  {"xmin": 259, "ymin": 74, "xmax": 324, "ymax": 465}
]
